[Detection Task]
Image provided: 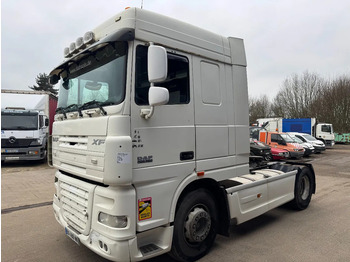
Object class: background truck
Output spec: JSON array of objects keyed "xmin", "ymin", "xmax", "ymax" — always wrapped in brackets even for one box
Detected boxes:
[
  {"xmin": 257, "ymin": 117, "xmax": 335, "ymax": 147},
  {"xmin": 49, "ymin": 8, "xmax": 316, "ymax": 262},
  {"xmin": 1, "ymin": 89, "xmax": 57, "ymax": 162}
]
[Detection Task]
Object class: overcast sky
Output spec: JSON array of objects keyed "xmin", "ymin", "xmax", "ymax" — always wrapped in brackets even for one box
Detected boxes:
[{"xmin": 2, "ymin": 0, "xmax": 350, "ymax": 101}]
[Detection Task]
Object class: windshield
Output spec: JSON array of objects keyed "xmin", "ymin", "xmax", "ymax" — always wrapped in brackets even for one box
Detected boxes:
[
  {"xmin": 303, "ymin": 134, "xmax": 317, "ymax": 141},
  {"xmin": 280, "ymin": 133, "xmax": 295, "ymax": 143},
  {"xmin": 57, "ymin": 41, "xmax": 127, "ymax": 112},
  {"xmin": 321, "ymin": 124, "xmax": 332, "ymax": 133},
  {"xmin": 1, "ymin": 112, "xmax": 38, "ymax": 130},
  {"xmin": 292, "ymin": 136, "xmax": 303, "ymax": 143}
]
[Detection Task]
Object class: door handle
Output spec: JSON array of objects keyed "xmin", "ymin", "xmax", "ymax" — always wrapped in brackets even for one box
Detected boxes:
[{"xmin": 180, "ymin": 151, "xmax": 194, "ymax": 161}]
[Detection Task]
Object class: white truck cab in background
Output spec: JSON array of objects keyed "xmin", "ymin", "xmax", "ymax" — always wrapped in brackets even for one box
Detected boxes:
[
  {"xmin": 1, "ymin": 90, "xmax": 57, "ymax": 162},
  {"xmin": 49, "ymin": 8, "xmax": 316, "ymax": 262}
]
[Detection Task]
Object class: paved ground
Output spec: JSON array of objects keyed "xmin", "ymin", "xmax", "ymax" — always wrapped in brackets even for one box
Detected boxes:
[
  {"xmin": 1, "ymin": 144, "xmax": 350, "ymax": 262},
  {"xmin": 1, "ymin": 161, "xmax": 55, "ymax": 210}
]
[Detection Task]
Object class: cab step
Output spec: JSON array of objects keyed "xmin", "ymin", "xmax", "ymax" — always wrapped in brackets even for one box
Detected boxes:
[{"xmin": 140, "ymin": 243, "xmax": 163, "ymax": 256}]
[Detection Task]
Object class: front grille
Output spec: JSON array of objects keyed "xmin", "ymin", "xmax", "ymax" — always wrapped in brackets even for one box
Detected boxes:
[
  {"xmin": 1, "ymin": 138, "xmax": 35, "ymax": 148},
  {"xmin": 60, "ymin": 181, "xmax": 89, "ymax": 233},
  {"xmin": 325, "ymin": 140, "xmax": 333, "ymax": 146}
]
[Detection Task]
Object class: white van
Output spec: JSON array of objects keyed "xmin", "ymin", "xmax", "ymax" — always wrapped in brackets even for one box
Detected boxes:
[
  {"xmin": 288, "ymin": 132, "xmax": 325, "ymax": 153},
  {"xmin": 287, "ymin": 133, "xmax": 315, "ymax": 156}
]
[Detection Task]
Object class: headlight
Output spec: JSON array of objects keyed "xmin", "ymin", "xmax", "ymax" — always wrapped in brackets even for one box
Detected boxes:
[
  {"xmin": 98, "ymin": 212, "xmax": 127, "ymax": 228},
  {"xmin": 30, "ymin": 138, "xmax": 43, "ymax": 146}
]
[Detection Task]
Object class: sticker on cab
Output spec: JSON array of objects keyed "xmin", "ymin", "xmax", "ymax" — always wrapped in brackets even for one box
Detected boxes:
[
  {"xmin": 117, "ymin": 152, "xmax": 131, "ymax": 164},
  {"xmin": 138, "ymin": 197, "xmax": 152, "ymax": 221}
]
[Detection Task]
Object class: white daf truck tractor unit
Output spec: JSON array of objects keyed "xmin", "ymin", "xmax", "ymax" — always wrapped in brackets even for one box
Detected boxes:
[
  {"xmin": 49, "ymin": 8, "xmax": 316, "ymax": 262},
  {"xmin": 1, "ymin": 89, "xmax": 57, "ymax": 163}
]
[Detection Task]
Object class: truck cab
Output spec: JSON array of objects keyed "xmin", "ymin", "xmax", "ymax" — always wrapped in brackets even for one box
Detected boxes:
[
  {"xmin": 259, "ymin": 131, "xmax": 304, "ymax": 158},
  {"xmin": 1, "ymin": 108, "xmax": 48, "ymax": 161},
  {"xmin": 315, "ymin": 123, "xmax": 335, "ymax": 147}
]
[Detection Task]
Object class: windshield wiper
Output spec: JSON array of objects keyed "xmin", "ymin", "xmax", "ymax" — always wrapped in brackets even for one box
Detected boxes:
[
  {"xmin": 55, "ymin": 107, "xmax": 67, "ymax": 119},
  {"xmin": 79, "ymin": 100, "xmax": 107, "ymax": 116},
  {"xmin": 64, "ymin": 104, "xmax": 83, "ymax": 117}
]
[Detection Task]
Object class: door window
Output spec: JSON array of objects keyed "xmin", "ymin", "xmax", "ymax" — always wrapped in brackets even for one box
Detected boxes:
[
  {"xmin": 271, "ymin": 133, "xmax": 280, "ymax": 143},
  {"xmin": 135, "ymin": 45, "xmax": 190, "ymax": 105}
]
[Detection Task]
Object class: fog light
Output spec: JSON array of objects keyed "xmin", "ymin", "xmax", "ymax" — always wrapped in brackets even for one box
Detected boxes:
[{"xmin": 98, "ymin": 212, "xmax": 127, "ymax": 228}]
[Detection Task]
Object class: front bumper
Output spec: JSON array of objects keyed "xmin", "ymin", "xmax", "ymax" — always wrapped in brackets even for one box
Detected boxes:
[
  {"xmin": 1, "ymin": 146, "xmax": 46, "ymax": 161},
  {"xmin": 53, "ymin": 171, "xmax": 172, "ymax": 261},
  {"xmin": 289, "ymin": 150, "xmax": 304, "ymax": 158},
  {"xmin": 303, "ymin": 148, "xmax": 315, "ymax": 156},
  {"xmin": 314, "ymin": 146, "xmax": 326, "ymax": 153},
  {"xmin": 53, "ymin": 198, "xmax": 133, "ymax": 261},
  {"xmin": 324, "ymin": 140, "xmax": 335, "ymax": 147}
]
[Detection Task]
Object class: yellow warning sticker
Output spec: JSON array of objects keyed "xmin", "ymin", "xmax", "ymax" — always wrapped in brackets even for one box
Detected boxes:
[{"xmin": 138, "ymin": 197, "xmax": 152, "ymax": 221}]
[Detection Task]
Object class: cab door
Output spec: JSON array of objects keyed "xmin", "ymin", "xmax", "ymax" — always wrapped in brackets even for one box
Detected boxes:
[
  {"xmin": 270, "ymin": 133, "xmax": 287, "ymax": 151},
  {"xmin": 130, "ymin": 43, "xmax": 195, "ymax": 230}
]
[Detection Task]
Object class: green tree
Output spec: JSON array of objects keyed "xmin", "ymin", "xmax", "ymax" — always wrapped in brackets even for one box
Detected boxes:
[
  {"xmin": 272, "ymin": 71, "xmax": 323, "ymax": 118},
  {"xmin": 315, "ymin": 76, "xmax": 350, "ymax": 133},
  {"xmin": 29, "ymin": 73, "xmax": 58, "ymax": 96}
]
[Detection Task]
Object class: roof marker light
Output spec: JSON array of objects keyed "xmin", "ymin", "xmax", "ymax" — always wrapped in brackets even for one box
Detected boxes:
[
  {"xmin": 69, "ymin": 42, "xmax": 76, "ymax": 53},
  {"xmin": 76, "ymin": 37, "xmax": 84, "ymax": 50},
  {"xmin": 64, "ymin": 47, "xmax": 70, "ymax": 58},
  {"xmin": 83, "ymin": 31, "xmax": 95, "ymax": 45}
]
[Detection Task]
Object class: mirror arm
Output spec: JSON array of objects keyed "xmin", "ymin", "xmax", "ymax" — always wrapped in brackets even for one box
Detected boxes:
[
  {"xmin": 140, "ymin": 106, "xmax": 154, "ymax": 119},
  {"xmin": 140, "ymin": 82, "xmax": 154, "ymax": 120}
]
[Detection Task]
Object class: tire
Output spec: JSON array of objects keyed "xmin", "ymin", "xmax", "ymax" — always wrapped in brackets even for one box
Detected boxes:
[
  {"xmin": 250, "ymin": 160, "xmax": 258, "ymax": 169},
  {"xmin": 290, "ymin": 167, "xmax": 314, "ymax": 210},
  {"xmin": 169, "ymin": 189, "xmax": 218, "ymax": 262},
  {"xmin": 264, "ymin": 154, "xmax": 272, "ymax": 161}
]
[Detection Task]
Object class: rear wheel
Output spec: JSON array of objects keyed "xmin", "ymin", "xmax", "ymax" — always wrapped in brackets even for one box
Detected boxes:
[
  {"xmin": 169, "ymin": 189, "xmax": 218, "ymax": 262},
  {"xmin": 290, "ymin": 167, "xmax": 314, "ymax": 210}
]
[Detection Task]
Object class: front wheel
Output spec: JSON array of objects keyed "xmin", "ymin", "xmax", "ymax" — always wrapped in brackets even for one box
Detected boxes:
[
  {"xmin": 290, "ymin": 167, "xmax": 314, "ymax": 210},
  {"xmin": 169, "ymin": 189, "xmax": 218, "ymax": 262}
]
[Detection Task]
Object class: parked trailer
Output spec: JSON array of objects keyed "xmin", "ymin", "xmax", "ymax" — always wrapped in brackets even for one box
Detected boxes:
[
  {"xmin": 49, "ymin": 8, "xmax": 316, "ymax": 262},
  {"xmin": 1, "ymin": 89, "xmax": 57, "ymax": 162}
]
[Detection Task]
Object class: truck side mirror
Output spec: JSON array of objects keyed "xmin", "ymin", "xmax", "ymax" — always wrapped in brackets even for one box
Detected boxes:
[
  {"xmin": 149, "ymin": 86, "xmax": 169, "ymax": 106},
  {"xmin": 141, "ymin": 45, "xmax": 169, "ymax": 119},
  {"xmin": 45, "ymin": 118, "xmax": 49, "ymax": 127},
  {"xmin": 49, "ymin": 74, "xmax": 59, "ymax": 85},
  {"xmin": 148, "ymin": 45, "xmax": 168, "ymax": 83}
]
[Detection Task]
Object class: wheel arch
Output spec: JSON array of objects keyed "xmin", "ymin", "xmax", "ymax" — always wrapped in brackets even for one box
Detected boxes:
[
  {"xmin": 170, "ymin": 176, "xmax": 231, "ymax": 237},
  {"xmin": 270, "ymin": 162, "xmax": 316, "ymax": 194}
]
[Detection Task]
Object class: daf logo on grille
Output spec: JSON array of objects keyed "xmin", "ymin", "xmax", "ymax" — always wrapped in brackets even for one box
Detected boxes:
[{"xmin": 9, "ymin": 136, "xmax": 16, "ymax": 144}]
